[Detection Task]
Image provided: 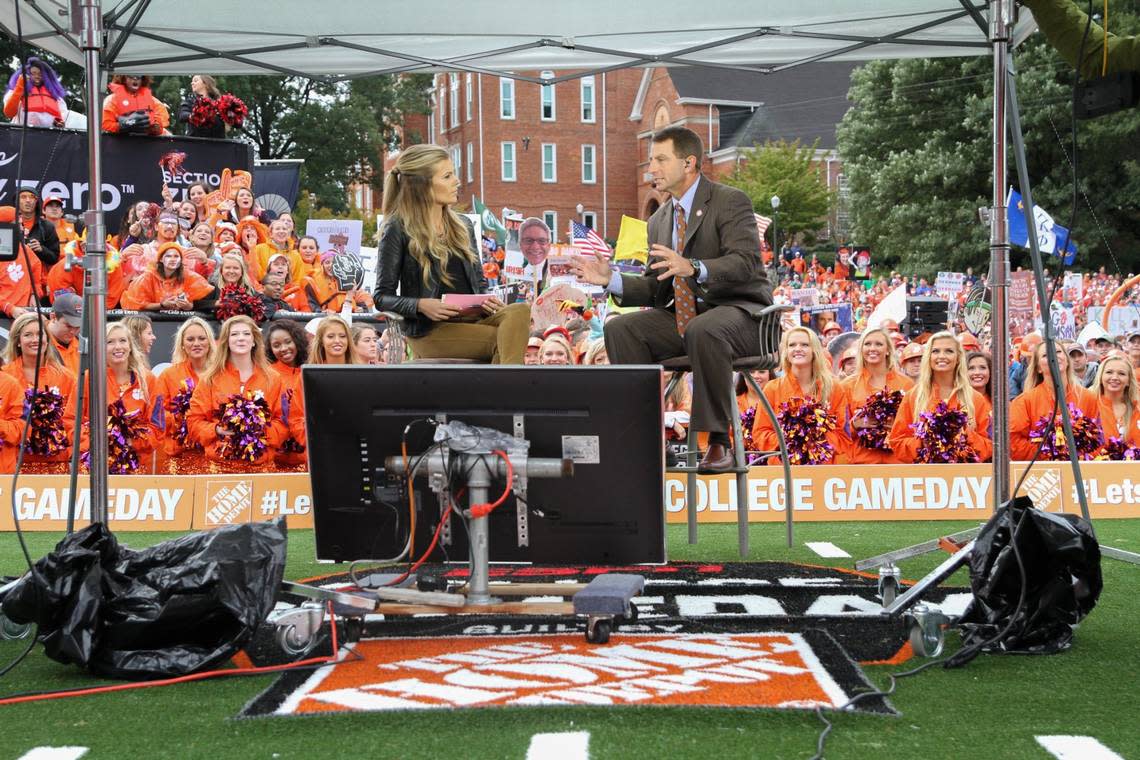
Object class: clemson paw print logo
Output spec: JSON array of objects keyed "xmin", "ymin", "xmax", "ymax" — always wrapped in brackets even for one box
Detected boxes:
[
  {"xmin": 7, "ymin": 262, "xmax": 24, "ymax": 281},
  {"xmin": 132, "ymin": 388, "xmax": 143, "ymax": 401}
]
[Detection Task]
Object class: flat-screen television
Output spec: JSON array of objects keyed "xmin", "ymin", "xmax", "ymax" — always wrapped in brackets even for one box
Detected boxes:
[{"xmin": 302, "ymin": 365, "xmax": 665, "ymax": 564}]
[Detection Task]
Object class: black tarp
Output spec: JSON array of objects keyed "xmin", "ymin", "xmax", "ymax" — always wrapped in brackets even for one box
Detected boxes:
[{"xmin": 1, "ymin": 519, "xmax": 286, "ymax": 679}]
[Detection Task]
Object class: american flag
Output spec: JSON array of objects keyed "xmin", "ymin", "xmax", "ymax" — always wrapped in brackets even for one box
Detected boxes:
[
  {"xmin": 570, "ymin": 220, "xmax": 612, "ymax": 258},
  {"xmin": 754, "ymin": 214, "xmax": 772, "ymax": 239}
]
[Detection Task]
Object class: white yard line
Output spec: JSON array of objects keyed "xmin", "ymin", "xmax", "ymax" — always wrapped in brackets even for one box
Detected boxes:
[
  {"xmin": 805, "ymin": 541, "xmax": 851, "ymax": 558},
  {"xmin": 526, "ymin": 731, "xmax": 590, "ymax": 760},
  {"xmin": 1036, "ymin": 736, "xmax": 1124, "ymax": 760},
  {"xmin": 17, "ymin": 749, "xmax": 90, "ymax": 760}
]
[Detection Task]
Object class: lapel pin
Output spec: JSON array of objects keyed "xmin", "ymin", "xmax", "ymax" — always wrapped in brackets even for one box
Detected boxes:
[{"xmin": 695, "ymin": 209, "xmax": 703, "ymax": 217}]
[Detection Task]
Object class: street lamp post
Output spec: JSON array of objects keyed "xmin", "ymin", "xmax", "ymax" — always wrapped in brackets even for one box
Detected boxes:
[{"xmin": 770, "ymin": 195, "xmax": 781, "ymax": 258}]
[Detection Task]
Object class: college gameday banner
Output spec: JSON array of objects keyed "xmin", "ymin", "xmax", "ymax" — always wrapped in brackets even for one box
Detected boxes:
[
  {"xmin": 666, "ymin": 461, "xmax": 1140, "ymax": 523},
  {"xmin": 0, "ymin": 475, "xmax": 195, "ymax": 531}
]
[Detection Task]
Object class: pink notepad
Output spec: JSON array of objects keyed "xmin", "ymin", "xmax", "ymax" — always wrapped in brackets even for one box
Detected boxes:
[{"xmin": 442, "ymin": 293, "xmax": 494, "ymax": 316}]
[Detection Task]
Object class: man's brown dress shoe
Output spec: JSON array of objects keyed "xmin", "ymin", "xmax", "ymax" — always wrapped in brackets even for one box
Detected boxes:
[{"xmin": 697, "ymin": 442, "xmax": 735, "ymax": 474}]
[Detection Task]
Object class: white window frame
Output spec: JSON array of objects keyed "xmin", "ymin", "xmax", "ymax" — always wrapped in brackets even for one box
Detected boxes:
[
  {"xmin": 499, "ymin": 77, "xmax": 515, "ymax": 120},
  {"xmin": 540, "ymin": 72, "xmax": 556, "ymax": 121},
  {"xmin": 541, "ymin": 143, "xmax": 557, "ymax": 183},
  {"xmin": 428, "ymin": 92, "xmax": 436, "ymax": 143},
  {"xmin": 465, "ymin": 73, "xmax": 473, "ymax": 121},
  {"xmin": 580, "ymin": 76, "xmax": 596, "ymax": 123},
  {"xmin": 583, "ymin": 211, "xmax": 598, "ymax": 230},
  {"xmin": 543, "ymin": 211, "xmax": 558, "ymax": 243},
  {"xmin": 450, "ymin": 145, "xmax": 462, "ymax": 183},
  {"xmin": 449, "ymin": 74, "xmax": 459, "ymax": 128},
  {"xmin": 501, "ymin": 141, "xmax": 516, "ymax": 181},
  {"xmin": 581, "ymin": 144, "xmax": 596, "ymax": 184},
  {"xmin": 466, "ymin": 142, "xmax": 474, "ymax": 183}
]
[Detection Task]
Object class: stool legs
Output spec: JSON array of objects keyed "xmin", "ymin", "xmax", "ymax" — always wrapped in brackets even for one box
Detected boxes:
[
  {"xmin": 747, "ymin": 373, "xmax": 795, "ymax": 548},
  {"xmin": 730, "ymin": 387, "xmax": 749, "ymax": 557}
]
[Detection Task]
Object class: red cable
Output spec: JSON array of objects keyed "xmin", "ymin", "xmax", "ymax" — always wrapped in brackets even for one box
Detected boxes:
[
  {"xmin": 469, "ymin": 451, "xmax": 513, "ymax": 519},
  {"xmin": 0, "ymin": 602, "xmax": 347, "ymax": 707},
  {"xmin": 385, "ymin": 502, "xmax": 454, "ymax": 588}
]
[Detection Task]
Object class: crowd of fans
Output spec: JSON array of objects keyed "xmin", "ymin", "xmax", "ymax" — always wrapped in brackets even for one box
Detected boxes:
[{"xmin": 4, "ymin": 58, "xmax": 1139, "ymax": 475}]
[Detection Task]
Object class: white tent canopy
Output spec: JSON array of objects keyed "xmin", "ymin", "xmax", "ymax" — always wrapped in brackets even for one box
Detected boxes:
[{"xmin": 2, "ymin": 1, "xmax": 1036, "ymax": 81}]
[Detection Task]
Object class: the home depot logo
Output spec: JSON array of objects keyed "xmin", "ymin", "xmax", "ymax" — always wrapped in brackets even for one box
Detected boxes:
[
  {"xmin": 1022, "ymin": 467, "xmax": 1063, "ymax": 512},
  {"xmin": 205, "ymin": 480, "xmax": 254, "ymax": 526}
]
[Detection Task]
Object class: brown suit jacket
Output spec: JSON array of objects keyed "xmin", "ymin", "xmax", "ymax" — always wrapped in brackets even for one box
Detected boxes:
[{"xmin": 617, "ymin": 176, "xmax": 773, "ymax": 317}]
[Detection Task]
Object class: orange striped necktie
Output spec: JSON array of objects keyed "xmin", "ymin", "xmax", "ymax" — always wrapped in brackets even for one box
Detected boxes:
[{"xmin": 673, "ymin": 203, "xmax": 696, "ymax": 336}]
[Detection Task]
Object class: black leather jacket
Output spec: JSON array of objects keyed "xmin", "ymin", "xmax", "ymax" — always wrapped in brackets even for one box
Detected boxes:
[{"xmin": 374, "ymin": 216, "xmax": 487, "ymax": 338}]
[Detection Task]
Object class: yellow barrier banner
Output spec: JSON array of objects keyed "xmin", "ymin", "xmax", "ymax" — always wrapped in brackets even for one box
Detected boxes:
[
  {"xmin": 192, "ymin": 473, "xmax": 315, "ymax": 530},
  {"xmin": 665, "ymin": 461, "xmax": 1140, "ymax": 522},
  {"xmin": 0, "ymin": 476, "xmax": 195, "ymax": 531}
]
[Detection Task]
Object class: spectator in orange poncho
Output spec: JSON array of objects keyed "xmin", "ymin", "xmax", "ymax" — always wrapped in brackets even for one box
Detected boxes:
[
  {"xmin": 186, "ymin": 315, "xmax": 287, "ymax": 468},
  {"xmin": 251, "ymin": 218, "xmax": 305, "ymax": 284},
  {"xmin": 152, "ymin": 317, "xmax": 216, "ymax": 459},
  {"xmin": 236, "ymin": 216, "xmax": 269, "ymax": 276},
  {"xmin": 0, "ymin": 205, "xmax": 44, "ymax": 317},
  {"xmin": 101, "ymin": 74, "xmax": 169, "ymax": 135},
  {"xmin": 1009, "ymin": 340, "xmax": 1100, "ymax": 461},
  {"xmin": 888, "ymin": 331, "xmax": 993, "ymax": 463},
  {"xmin": 840, "ymin": 327, "xmax": 914, "ymax": 464},
  {"xmin": 120, "ymin": 242, "xmax": 216, "ymax": 311},
  {"xmin": 295, "ymin": 235, "xmax": 322, "ymax": 284},
  {"xmin": 752, "ymin": 326, "xmax": 851, "ymax": 464},
  {"xmin": 1092, "ymin": 353, "xmax": 1140, "ymax": 449},
  {"xmin": 266, "ymin": 319, "xmax": 310, "ymax": 467},
  {"xmin": 3, "ymin": 312, "xmax": 77, "ymax": 466},
  {"xmin": 46, "ymin": 237, "xmax": 128, "ymax": 309},
  {"xmin": 46, "ymin": 291, "xmax": 83, "ymax": 378},
  {"xmin": 305, "ymin": 250, "xmax": 373, "ymax": 313}
]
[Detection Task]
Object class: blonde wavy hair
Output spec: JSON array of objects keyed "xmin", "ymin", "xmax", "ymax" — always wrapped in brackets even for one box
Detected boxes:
[
  {"xmin": 3, "ymin": 312, "xmax": 65, "ymax": 367},
  {"xmin": 106, "ymin": 322, "xmax": 150, "ymax": 402},
  {"xmin": 1024, "ymin": 340, "xmax": 1080, "ymax": 392},
  {"xmin": 1091, "ymin": 354, "xmax": 1138, "ymax": 436},
  {"xmin": 852, "ymin": 326, "xmax": 899, "ymax": 377},
  {"xmin": 380, "ymin": 144, "xmax": 474, "ymax": 288},
  {"xmin": 912, "ymin": 331, "xmax": 976, "ymax": 425},
  {"xmin": 202, "ymin": 315, "xmax": 270, "ymax": 385},
  {"xmin": 170, "ymin": 316, "xmax": 217, "ymax": 366},
  {"xmin": 778, "ymin": 326, "xmax": 835, "ymax": 406},
  {"xmin": 310, "ymin": 315, "xmax": 359, "ymax": 365}
]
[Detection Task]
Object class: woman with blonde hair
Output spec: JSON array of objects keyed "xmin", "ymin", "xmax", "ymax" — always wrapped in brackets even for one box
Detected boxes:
[
  {"xmin": 376, "ymin": 144, "xmax": 529, "ymax": 363},
  {"xmin": 1092, "ymin": 353, "xmax": 1140, "ymax": 450},
  {"xmin": 81, "ymin": 321, "xmax": 159, "ymax": 473},
  {"xmin": 187, "ymin": 315, "xmax": 286, "ymax": 469},
  {"xmin": 2, "ymin": 312, "xmax": 76, "ymax": 467},
  {"xmin": 1009, "ymin": 339, "xmax": 1099, "ymax": 461},
  {"xmin": 889, "ymin": 332, "xmax": 993, "ymax": 463},
  {"xmin": 120, "ymin": 314, "xmax": 156, "ymax": 372},
  {"xmin": 152, "ymin": 317, "xmax": 216, "ymax": 462},
  {"xmin": 309, "ymin": 315, "xmax": 359, "ymax": 365},
  {"xmin": 841, "ymin": 326, "xmax": 914, "ymax": 464},
  {"xmin": 351, "ymin": 323, "xmax": 382, "ymax": 365},
  {"xmin": 752, "ymin": 326, "xmax": 850, "ymax": 464}
]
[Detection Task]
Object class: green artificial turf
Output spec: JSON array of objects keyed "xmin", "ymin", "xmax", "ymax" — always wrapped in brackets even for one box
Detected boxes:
[{"xmin": 2, "ymin": 520, "xmax": 1138, "ymax": 759}]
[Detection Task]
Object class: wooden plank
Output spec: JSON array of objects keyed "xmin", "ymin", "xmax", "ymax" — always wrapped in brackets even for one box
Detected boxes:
[{"xmin": 375, "ymin": 601, "xmax": 576, "ymax": 616}]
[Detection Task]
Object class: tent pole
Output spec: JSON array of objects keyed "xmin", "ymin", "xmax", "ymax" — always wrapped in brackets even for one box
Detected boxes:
[
  {"xmin": 989, "ymin": 0, "xmax": 1012, "ymax": 511},
  {"xmin": 79, "ymin": 0, "xmax": 109, "ymax": 523}
]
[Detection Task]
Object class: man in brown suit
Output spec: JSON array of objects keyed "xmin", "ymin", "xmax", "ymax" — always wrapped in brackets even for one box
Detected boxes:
[{"xmin": 572, "ymin": 126, "xmax": 772, "ymax": 472}]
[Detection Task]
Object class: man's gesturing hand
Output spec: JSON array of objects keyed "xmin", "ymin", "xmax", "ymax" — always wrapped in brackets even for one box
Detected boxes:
[
  {"xmin": 569, "ymin": 253, "xmax": 613, "ymax": 288},
  {"xmin": 648, "ymin": 244, "xmax": 696, "ymax": 281}
]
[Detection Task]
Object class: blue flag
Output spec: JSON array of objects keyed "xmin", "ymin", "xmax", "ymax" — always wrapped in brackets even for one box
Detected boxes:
[{"xmin": 1006, "ymin": 188, "xmax": 1077, "ymax": 265}]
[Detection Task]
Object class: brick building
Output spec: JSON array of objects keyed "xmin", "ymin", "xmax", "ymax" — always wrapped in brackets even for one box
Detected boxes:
[{"xmin": 402, "ymin": 62, "xmax": 857, "ymax": 242}]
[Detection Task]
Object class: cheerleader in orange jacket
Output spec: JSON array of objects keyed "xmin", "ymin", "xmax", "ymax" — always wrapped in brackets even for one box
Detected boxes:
[
  {"xmin": 1009, "ymin": 340, "xmax": 1100, "ymax": 461},
  {"xmin": 1091, "ymin": 353, "xmax": 1140, "ymax": 450},
  {"xmin": 187, "ymin": 315, "xmax": 287, "ymax": 468},
  {"xmin": 0, "ymin": 371, "xmax": 28, "ymax": 472},
  {"xmin": 840, "ymin": 327, "xmax": 914, "ymax": 464},
  {"xmin": 752, "ymin": 326, "xmax": 851, "ymax": 465},
  {"xmin": 81, "ymin": 322, "xmax": 160, "ymax": 473},
  {"xmin": 152, "ymin": 317, "xmax": 216, "ymax": 460},
  {"xmin": 2, "ymin": 312, "xmax": 77, "ymax": 466},
  {"xmin": 889, "ymin": 332, "xmax": 993, "ymax": 463},
  {"xmin": 265, "ymin": 319, "xmax": 310, "ymax": 468}
]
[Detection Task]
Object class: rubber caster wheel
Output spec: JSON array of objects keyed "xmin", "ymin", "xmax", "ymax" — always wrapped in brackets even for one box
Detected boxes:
[
  {"xmin": 909, "ymin": 619, "xmax": 945, "ymax": 658},
  {"xmin": 275, "ymin": 623, "xmax": 317, "ymax": 657},
  {"xmin": 342, "ymin": 617, "xmax": 364, "ymax": 643},
  {"xmin": 879, "ymin": 577, "xmax": 899, "ymax": 608},
  {"xmin": 0, "ymin": 614, "xmax": 32, "ymax": 640},
  {"xmin": 586, "ymin": 619, "xmax": 612, "ymax": 644},
  {"xmin": 617, "ymin": 604, "xmax": 639, "ymax": 626}
]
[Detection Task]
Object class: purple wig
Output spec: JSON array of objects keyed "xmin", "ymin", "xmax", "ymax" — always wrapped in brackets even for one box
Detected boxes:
[{"xmin": 6, "ymin": 57, "xmax": 67, "ymax": 101}]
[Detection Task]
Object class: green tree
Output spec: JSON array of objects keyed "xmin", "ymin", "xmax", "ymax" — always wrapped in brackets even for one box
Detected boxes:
[
  {"xmin": 721, "ymin": 139, "xmax": 835, "ymax": 246},
  {"xmin": 154, "ymin": 74, "xmax": 431, "ymax": 212},
  {"xmin": 838, "ymin": 2, "xmax": 1140, "ymax": 276}
]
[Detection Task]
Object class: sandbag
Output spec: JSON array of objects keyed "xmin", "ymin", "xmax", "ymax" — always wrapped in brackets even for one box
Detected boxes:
[
  {"xmin": 1, "ymin": 519, "xmax": 287, "ymax": 679},
  {"xmin": 957, "ymin": 496, "xmax": 1101, "ymax": 655}
]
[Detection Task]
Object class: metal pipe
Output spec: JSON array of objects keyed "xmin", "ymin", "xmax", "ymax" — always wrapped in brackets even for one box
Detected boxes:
[
  {"xmin": 988, "ymin": 0, "xmax": 1012, "ymax": 510},
  {"xmin": 80, "ymin": 0, "xmax": 109, "ymax": 524}
]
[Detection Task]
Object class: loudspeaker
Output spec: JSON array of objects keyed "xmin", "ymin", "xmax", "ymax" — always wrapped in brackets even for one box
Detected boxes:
[{"xmin": 903, "ymin": 297, "xmax": 948, "ymax": 338}]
